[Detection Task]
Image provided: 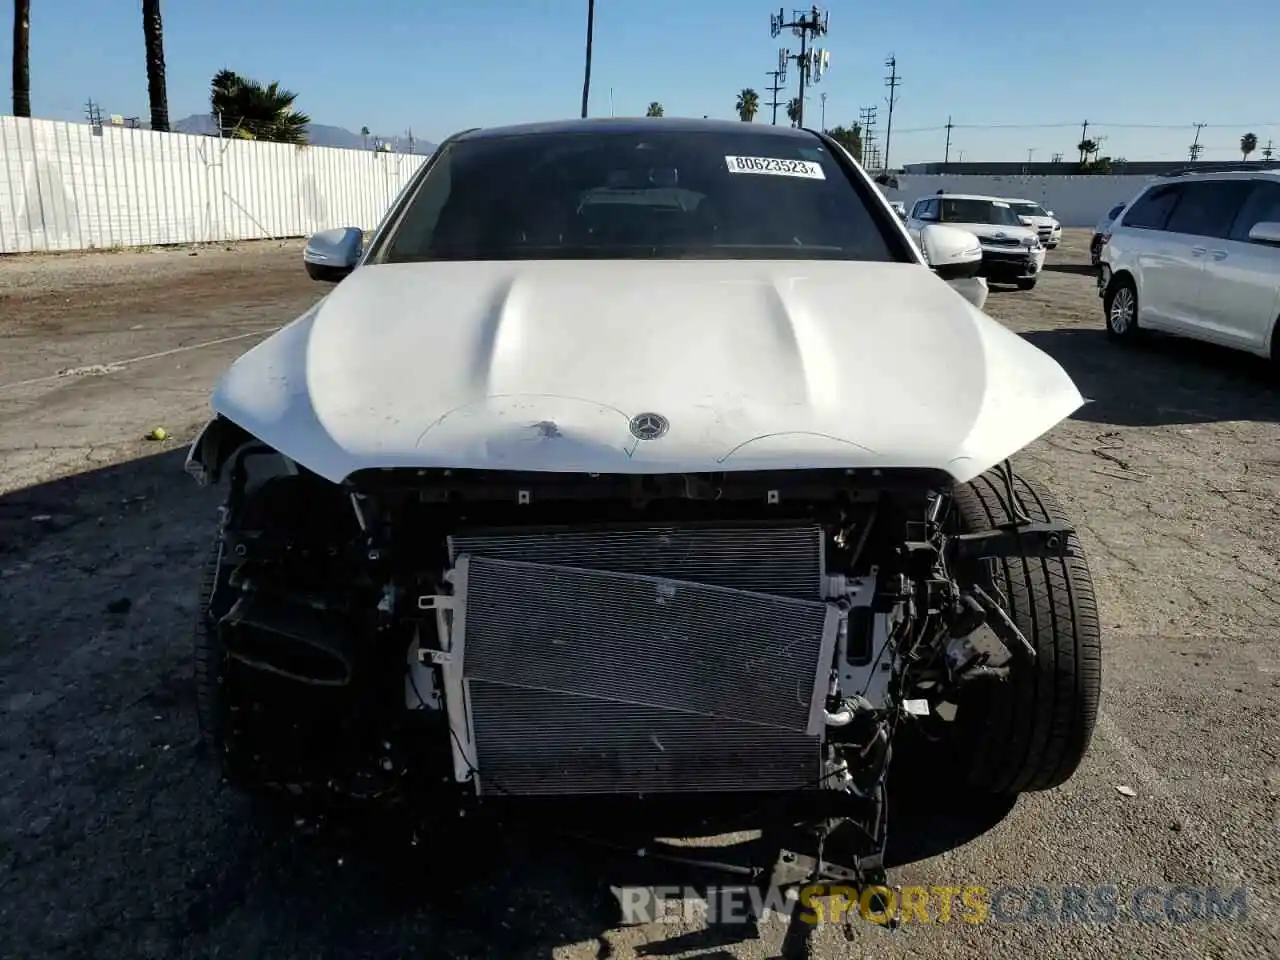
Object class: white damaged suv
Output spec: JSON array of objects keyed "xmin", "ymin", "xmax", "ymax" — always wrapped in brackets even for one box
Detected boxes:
[
  {"xmin": 185, "ymin": 118, "xmax": 1100, "ymax": 878},
  {"xmin": 907, "ymin": 193, "xmax": 1047, "ymax": 289}
]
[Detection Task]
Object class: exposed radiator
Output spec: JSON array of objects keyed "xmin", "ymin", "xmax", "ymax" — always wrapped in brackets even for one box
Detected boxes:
[
  {"xmin": 445, "ymin": 553, "xmax": 839, "ymax": 796},
  {"xmin": 467, "ymin": 682, "xmax": 823, "ymax": 795},
  {"xmin": 448, "ymin": 522, "xmax": 825, "ymax": 600}
]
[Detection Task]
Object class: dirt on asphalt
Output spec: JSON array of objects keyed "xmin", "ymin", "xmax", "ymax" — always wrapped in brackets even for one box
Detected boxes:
[{"xmin": 1, "ymin": 232, "xmax": 1277, "ymax": 960}]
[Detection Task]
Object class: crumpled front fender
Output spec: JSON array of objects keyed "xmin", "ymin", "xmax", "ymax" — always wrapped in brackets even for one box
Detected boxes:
[{"xmin": 185, "ymin": 416, "xmax": 256, "ymax": 486}]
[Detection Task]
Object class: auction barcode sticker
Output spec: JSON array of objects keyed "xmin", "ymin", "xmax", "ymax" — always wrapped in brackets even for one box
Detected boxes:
[{"xmin": 724, "ymin": 155, "xmax": 826, "ymax": 179}]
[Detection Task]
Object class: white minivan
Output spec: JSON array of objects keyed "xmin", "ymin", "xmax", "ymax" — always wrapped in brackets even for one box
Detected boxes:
[{"xmin": 1098, "ymin": 170, "xmax": 1280, "ymax": 362}]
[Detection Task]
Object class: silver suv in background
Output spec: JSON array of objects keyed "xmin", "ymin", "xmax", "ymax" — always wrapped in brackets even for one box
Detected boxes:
[{"xmin": 1098, "ymin": 170, "xmax": 1280, "ymax": 362}]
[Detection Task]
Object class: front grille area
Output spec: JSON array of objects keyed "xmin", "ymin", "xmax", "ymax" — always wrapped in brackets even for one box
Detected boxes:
[{"xmin": 447, "ymin": 538, "xmax": 838, "ymax": 796}]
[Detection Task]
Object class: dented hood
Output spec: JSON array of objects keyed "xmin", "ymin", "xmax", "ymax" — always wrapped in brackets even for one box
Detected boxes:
[{"xmin": 209, "ymin": 259, "xmax": 1083, "ymax": 484}]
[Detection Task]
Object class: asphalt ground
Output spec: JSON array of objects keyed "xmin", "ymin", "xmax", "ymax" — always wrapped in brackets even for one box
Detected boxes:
[{"xmin": 1, "ymin": 230, "xmax": 1277, "ymax": 959}]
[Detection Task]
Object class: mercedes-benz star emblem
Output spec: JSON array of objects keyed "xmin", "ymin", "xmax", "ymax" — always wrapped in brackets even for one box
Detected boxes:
[{"xmin": 629, "ymin": 412, "xmax": 669, "ymax": 441}]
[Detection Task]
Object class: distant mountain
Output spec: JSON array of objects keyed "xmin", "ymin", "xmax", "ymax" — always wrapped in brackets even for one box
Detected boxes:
[{"xmin": 171, "ymin": 114, "xmax": 436, "ymax": 155}]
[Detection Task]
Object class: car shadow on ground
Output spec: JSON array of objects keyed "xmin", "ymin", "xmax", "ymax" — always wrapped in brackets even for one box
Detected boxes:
[
  {"xmin": 1020, "ymin": 328, "xmax": 1280, "ymax": 427},
  {"xmin": 0, "ymin": 450, "xmax": 1016, "ymax": 959},
  {"xmin": 1041, "ymin": 263, "xmax": 1098, "ymax": 276}
]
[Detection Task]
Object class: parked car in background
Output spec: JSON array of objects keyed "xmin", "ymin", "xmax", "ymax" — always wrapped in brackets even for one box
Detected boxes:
[
  {"xmin": 1004, "ymin": 199, "xmax": 1062, "ymax": 249},
  {"xmin": 1099, "ymin": 169, "xmax": 1280, "ymax": 362},
  {"xmin": 1090, "ymin": 201, "xmax": 1128, "ymax": 266},
  {"xmin": 906, "ymin": 194, "xmax": 1046, "ymax": 289},
  {"xmin": 889, "ymin": 200, "xmax": 907, "ymax": 220}
]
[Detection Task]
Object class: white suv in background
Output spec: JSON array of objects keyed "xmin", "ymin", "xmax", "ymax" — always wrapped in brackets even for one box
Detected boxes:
[
  {"xmin": 906, "ymin": 194, "xmax": 1046, "ymax": 290},
  {"xmin": 1099, "ymin": 170, "xmax": 1280, "ymax": 363},
  {"xmin": 1005, "ymin": 198, "xmax": 1062, "ymax": 249}
]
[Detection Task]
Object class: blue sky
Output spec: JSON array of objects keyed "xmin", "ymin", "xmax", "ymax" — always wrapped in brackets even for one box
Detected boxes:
[{"xmin": 7, "ymin": 0, "xmax": 1280, "ymax": 164}]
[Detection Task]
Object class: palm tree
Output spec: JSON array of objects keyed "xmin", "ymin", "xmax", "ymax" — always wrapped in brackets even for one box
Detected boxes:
[
  {"xmin": 786, "ymin": 97, "xmax": 801, "ymax": 126},
  {"xmin": 12, "ymin": 0, "xmax": 30, "ymax": 117},
  {"xmin": 580, "ymin": 0, "xmax": 594, "ymax": 119},
  {"xmin": 735, "ymin": 88, "xmax": 759, "ymax": 122},
  {"xmin": 646, "ymin": 101, "xmax": 664, "ymax": 117},
  {"xmin": 211, "ymin": 69, "xmax": 311, "ymax": 144},
  {"xmin": 827, "ymin": 123, "xmax": 863, "ymax": 163},
  {"xmin": 1241, "ymin": 132, "xmax": 1258, "ymax": 161},
  {"xmin": 360, "ymin": 126, "xmax": 370, "ymax": 149},
  {"xmin": 141, "ymin": 0, "xmax": 169, "ymax": 132},
  {"xmin": 1077, "ymin": 138, "xmax": 1098, "ymax": 164}
]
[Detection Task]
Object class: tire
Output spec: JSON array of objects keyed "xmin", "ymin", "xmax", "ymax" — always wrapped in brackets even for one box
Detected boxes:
[
  {"xmin": 947, "ymin": 469, "xmax": 1102, "ymax": 794},
  {"xmin": 1104, "ymin": 275, "xmax": 1139, "ymax": 341},
  {"xmin": 194, "ymin": 533, "xmax": 246, "ymax": 785},
  {"xmin": 1016, "ymin": 277, "xmax": 1038, "ymax": 291}
]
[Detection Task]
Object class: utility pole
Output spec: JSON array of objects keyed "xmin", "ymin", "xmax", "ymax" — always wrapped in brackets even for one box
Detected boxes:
[
  {"xmin": 580, "ymin": 0, "xmax": 595, "ymax": 119},
  {"xmin": 820, "ymin": 92, "xmax": 827, "ymax": 130},
  {"xmin": 1078, "ymin": 119, "xmax": 1090, "ymax": 163},
  {"xmin": 83, "ymin": 98, "xmax": 103, "ymax": 126},
  {"xmin": 770, "ymin": 6, "xmax": 829, "ymax": 129},
  {"xmin": 943, "ymin": 115, "xmax": 953, "ymax": 168},
  {"xmin": 860, "ymin": 105, "xmax": 878, "ymax": 169},
  {"xmin": 882, "ymin": 55, "xmax": 901, "ymax": 171},
  {"xmin": 1188, "ymin": 122, "xmax": 1206, "ymax": 162},
  {"xmin": 407, "ymin": 128, "xmax": 415, "ymax": 154},
  {"xmin": 765, "ymin": 47, "xmax": 788, "ymax": 126},
  {"xmin": 1027, "ymin": 148, "xmax": 1036, "ymax": 163},
  {"xmin": 1263, "ymin": 140, "xmax": 1275, "ymax": 162}
]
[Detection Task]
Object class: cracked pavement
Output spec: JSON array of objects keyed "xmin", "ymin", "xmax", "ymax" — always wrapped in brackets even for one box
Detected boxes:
[{"xmin": 0, "ymin": 232, "xmax": 1277, "ymax": 959}]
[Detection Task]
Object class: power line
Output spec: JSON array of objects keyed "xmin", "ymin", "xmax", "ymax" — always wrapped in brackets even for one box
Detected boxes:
[
  {"xmin": 764, "ymin": 47, "xmax": 788, "ymax": 126},
  {"xmin": 859, "ymin": 105, "xmax": 878, "ymax": 167},
  {"xmin": 1189, "ymin": 121, "xmax": 1206, "ymax": 162},
  {"xmin": 883, "ymin": 55, "xmax": 901, "ymax": 171},
  {"xmin": 886, "ymin": 120, "xmax": 1280, "ymax": 136}
]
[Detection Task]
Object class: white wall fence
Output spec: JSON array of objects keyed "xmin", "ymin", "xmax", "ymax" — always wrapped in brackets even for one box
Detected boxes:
[
  {"xmin": 880, "ymin": 174, "xmax": 1158, "ymax": 228},
  {"xmin": 0, "ymin": 115, "xmax": 429, "ymax": 254},
  {"xmin": 2, "ymin": 114, "xmax": 1160, "ymax": 253}
]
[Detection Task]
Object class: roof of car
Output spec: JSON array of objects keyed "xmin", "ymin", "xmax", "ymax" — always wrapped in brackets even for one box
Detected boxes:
[
  {"xmin": 927, "ymin": 194, "xmax": 1009, "ymax": 202},
  {"xmin": 453, "ymin": 116, "xmax": 822, "ymax": 142},
  {"xmin": 1152, "ymin": 166, "xmax": 1280, "ymax": 181}
]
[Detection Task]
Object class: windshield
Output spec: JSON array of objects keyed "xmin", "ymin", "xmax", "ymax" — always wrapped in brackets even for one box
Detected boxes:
[
  {"xmin": 938, "ymin": 198, "xmax": 1026, "ymax": 227},
  {"xmin": 374, "ymin": 128, "xmax": 904, "ymax": 263},
  {"xmin": 1010, "ymin": 202, "xmax": 1048, "ymax": 217}
]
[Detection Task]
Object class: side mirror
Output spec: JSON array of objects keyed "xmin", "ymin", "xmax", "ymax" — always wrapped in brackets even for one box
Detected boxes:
[
  {"xmin": 1247, "ymin": 221, "xmax": 1280, "ymax": 245},
  {"xmin": 1046, "ymin": 210, "xmax": 1056, "ymax": 217},
  {"xmin": 1018, "ymin": 216, "xmax": 1033, "ymax": 226},
  {"xmin": 304, "ymin": 227, "xmax": 363, "ymax": 283},
  {"xmin": 920, "ymin": 224, "xmax": 982, "ymax": 282}
]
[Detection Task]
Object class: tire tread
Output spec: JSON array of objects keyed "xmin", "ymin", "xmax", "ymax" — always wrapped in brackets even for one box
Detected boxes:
[{"xmin": 950, "ymin": 470, "xmax": 1102, "ymax": 793}]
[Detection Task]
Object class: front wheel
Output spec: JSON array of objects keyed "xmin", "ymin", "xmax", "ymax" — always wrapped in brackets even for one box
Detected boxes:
[
  {"xmin": 1104, "ymin": 276, "xmax": 1140, "ymax": 341},
  {"xmin": 1016, "ymin": 277, "xmax": 1038, "ymax": 291},
  {"xmin": 946, "ymin": 469, "xmax": 1103, "ymax": 794}
]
